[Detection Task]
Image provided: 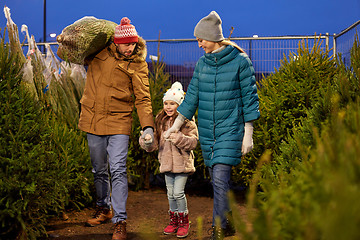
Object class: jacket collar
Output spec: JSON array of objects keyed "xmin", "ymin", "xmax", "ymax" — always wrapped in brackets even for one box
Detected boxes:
[{"xmin": 203, "ymin": 45, "xmax": 239, "ymax": 66}]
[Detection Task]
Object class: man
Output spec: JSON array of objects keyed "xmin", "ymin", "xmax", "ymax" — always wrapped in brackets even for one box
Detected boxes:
[{"xmin": 78, "ymin": 17, "xmax": 154, "ymax": 240}]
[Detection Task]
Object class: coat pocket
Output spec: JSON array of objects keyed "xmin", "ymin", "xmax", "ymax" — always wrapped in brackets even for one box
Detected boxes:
[
  {"xmin": 80, "ymin": 96, "xmax": 95, "ymax": 109},
  {"xmin": 108, "ymin": 97, "xmax": 133, "ymax": 113}
]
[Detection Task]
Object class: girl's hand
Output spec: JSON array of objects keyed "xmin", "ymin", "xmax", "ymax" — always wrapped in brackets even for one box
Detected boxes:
[
  {"xmin": 140, "ymin": 131, "xmax": 152, "ymax": 141},
  {"xmin": 144, "ymin": 135, "xmax": 152, "ymax": 141}
]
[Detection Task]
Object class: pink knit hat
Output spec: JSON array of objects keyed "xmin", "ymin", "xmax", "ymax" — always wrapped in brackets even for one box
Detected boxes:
[{"xmin": 114, "ymin": 17, "xmax": 139, "ymax": 44}]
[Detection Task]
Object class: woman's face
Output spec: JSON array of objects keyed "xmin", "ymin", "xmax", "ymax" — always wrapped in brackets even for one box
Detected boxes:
[
  {"xmin": 163, "ymin": 100, "xmax": 179, "ymax": 117},
  {"xmin": 196, "ymin": 38, "xmax": 221, "ymax": 53}
]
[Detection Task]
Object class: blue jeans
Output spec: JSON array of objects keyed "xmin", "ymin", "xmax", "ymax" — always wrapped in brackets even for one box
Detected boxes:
[
  {"xmin": 165, "ymin": 173, "xmax": 189, "ymax": 213},
  {"xmin": 208, "ymin": 164, "xmax": 232, "ymax": 229},
  {"xmin": 87, "ymin": 133, "xmax": 129, "ymax": 224}
]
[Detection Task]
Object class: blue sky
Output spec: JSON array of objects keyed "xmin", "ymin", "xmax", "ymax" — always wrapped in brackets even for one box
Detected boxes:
[{"xmin": 1, "ymin": 0, "xmax": 359, "ymax": 42}]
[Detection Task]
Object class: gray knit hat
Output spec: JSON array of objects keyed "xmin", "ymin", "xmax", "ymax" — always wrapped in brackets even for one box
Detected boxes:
[{"xmin": 194, "ymin": 11, "xmax": 225, "ymax": 42}]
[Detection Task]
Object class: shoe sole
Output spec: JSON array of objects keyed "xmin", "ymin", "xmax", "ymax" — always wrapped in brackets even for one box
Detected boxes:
[
  {"xmin": 176, "ymin": 233, "xmax": 189, "ymax": 238},
  {"xmin": 164, "ymin": 229, "xmax": 178, "ymax": 235},
  {"xmin": 85, "ymin": 219, "xmax": 111, "ymax": 227},
  {"xmin": 85, "ymin": 222, "xmax": 99, "ymax": 227}
]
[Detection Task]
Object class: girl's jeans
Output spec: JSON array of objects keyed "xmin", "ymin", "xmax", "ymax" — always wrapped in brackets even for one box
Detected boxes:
[
  {"xmin": 87, "ymin": 133, "xmax": 129, "ymax": 224},
  {"xmin": 165, "ymin": 173, "xmax": 189, "ymax": 213},
  {"xmin": 208, "ymin": 163, "xmax": 232, "ymax": 229}
]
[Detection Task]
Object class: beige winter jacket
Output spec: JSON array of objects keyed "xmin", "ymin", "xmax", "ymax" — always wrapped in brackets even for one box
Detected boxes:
[
  {"xmin": 78, "ymin": 37, "xmax": 155, "ymax": 135},
  {"xmin": 139, "ymin": 117, "xmax": 198, "ymax": 174}
]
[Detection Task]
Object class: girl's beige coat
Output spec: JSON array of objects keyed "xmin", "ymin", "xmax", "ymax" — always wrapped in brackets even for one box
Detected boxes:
[{"xmin": 140, "ymin": 118, "xmax": 198, "ymax": 174}]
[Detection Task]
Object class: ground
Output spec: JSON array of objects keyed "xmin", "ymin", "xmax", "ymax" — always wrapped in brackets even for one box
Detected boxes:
[{"xmin": 40, "ymin": 186, "xmax": 249, "ymax": 240}]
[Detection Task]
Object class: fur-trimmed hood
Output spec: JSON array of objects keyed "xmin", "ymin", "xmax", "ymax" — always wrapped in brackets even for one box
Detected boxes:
[{"xmin": 133, "ymin": 37, "xmax": 147, "ymax": 62}]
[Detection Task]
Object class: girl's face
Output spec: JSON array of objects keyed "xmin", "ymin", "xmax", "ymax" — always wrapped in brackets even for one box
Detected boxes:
[
  {"xmin": 163, "ymin": 100, "xmax": 179, "ymax": 117},
  {"xmin": 196, "ymin": 38, "xmax": 221, "ymax": 53}
]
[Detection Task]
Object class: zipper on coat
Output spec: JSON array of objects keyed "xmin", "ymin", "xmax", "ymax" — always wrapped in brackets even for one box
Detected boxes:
[
  {"xmin": 126, "ymin": 59, "xmax": 133, "ymax": 70},
  {"xmin": 212, "ymin": 57, "xmax": 217, "ymax": 160},
  {"xmin": 213, "ymin": 57, "xmax": 217, "ymax": 138}
]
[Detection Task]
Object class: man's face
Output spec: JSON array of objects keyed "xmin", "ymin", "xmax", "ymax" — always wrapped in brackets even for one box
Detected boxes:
[{"xmin": 116, "ymin": 42, "xmax": 137, "ymax": 57}]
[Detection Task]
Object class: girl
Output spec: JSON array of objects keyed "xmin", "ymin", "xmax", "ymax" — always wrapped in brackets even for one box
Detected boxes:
[
  {"xmin": 139, "ymin": 82, "xmax": 198, "ymax": 238},
  {"xmin": 165, "ymin": 11, "xmax": 260, "ymax": 240}
]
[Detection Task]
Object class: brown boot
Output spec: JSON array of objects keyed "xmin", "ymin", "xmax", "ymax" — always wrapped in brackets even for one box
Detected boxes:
[
  {"xmin": 85, "ymin": 206, "xmax": 112, "ymax": 227},
  {"xmin": 112, "ymin": 220, "xmax": 127, "ymax": 240}
]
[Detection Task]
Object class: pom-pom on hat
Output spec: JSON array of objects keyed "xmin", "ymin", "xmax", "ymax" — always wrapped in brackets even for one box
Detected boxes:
[
  {"xmin": 194, "ymin": 11, "xmax": 224, "ymax": 42},
  {"xmin": 114, "ymin": 17, "xmax": 139, "ymax": 44},
  {"xmin": 163, "ymin": 82, "xmax": 185, "ymax": 105}
]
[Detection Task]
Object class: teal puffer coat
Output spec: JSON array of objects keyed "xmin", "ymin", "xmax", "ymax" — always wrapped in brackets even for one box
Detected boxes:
[{"xmin": 177, "ymin": 44, "xmax": 260, "ymax": 167}]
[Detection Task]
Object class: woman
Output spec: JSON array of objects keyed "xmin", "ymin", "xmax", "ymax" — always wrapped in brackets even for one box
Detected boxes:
[{"xmin": 165, "ymin": 11, "xmax": 260, "ymax": 240}]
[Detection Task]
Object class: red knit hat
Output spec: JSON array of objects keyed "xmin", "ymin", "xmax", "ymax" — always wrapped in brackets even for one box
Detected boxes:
[{"xmin": 114, "ymin": 17, "xmax": 139, "ymax": 44}]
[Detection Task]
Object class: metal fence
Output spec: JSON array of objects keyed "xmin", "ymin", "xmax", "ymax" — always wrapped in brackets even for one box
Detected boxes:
[
  {"xmin": 145, "ymin": 35, "xmax": 331, "ymax": 89},
  {"xmin": 334, "ymin": 20, "xmax": 360, "ymax": 68},
  {"xmin": 31, "ymin": 20, "xmax": 359, "ymax": 89}
]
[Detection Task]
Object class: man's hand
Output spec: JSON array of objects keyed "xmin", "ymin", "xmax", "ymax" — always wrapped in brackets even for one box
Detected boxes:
[{"xmin": 141, "ymin": 127, "xmax": 154, "ymax": 147}]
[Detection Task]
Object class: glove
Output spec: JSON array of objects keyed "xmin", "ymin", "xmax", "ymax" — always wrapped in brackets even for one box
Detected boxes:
[
  {"xmin": 241, "ymin": 121, "xmax": 254, "ymax": 155},
  {"xmin": 164, "ymin": 113, "xmax": 186, "ymax": 139},
  {"xmin": 141, "ymin": 127, "xmax": 154, "ymax": 147},
  {"xmin": 167, "ymin": 133, "xmax": 178, "ymax": 143}
]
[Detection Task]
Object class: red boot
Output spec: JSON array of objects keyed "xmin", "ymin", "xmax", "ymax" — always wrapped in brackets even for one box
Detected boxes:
[
  {"xmin": 177, "ymin": 212, "xmax": 190, "ymax": 238},
  {"xmin": 164, "ymin": 211, "xmax": 178, "ymax": 234}
]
